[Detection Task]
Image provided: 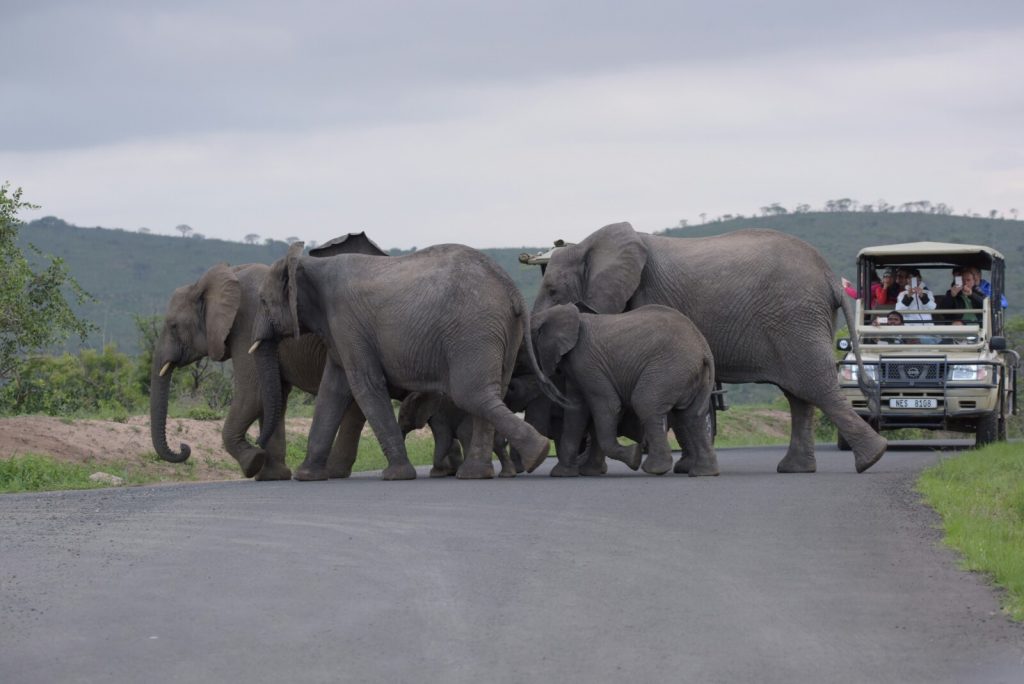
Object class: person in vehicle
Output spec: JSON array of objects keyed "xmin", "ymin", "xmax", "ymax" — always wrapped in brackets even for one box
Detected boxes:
[
  {"xmin": 886, "ymin": 268, "xmax": 907, "ymax": 302},
  {"xmin": 871, "ymin": 270, "xmax": 893, "ymax": 308},
  {"xmin": 894, "ymin": 268, "xmax": 936, "ymax": 323},
  {"xmin": 941, "ymin": 267, "xmax": 984, "ymax": 325},
  {"xmin": 968, "ymin": 266, "xmax": 1008, "ymax": 309}
]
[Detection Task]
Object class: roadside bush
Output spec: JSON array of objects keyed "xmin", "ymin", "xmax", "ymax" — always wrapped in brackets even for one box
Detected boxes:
[{"xmin": 0, "ymin": 345, "xmax": 144, "ymax": 416}]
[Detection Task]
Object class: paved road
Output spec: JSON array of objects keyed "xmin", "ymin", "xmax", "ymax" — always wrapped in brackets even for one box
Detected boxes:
[{"xmin": 2, "ymin": 444, "xmax": 1022, "ymax": 684}]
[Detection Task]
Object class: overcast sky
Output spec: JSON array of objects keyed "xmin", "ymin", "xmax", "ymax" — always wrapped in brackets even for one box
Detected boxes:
[{"xmin": 3, "ymin": 1, "xmax": 1022, "ymax": 249}]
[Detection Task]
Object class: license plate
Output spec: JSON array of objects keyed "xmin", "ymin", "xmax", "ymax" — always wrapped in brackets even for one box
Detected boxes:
[{"xmin": 889, "ymin": 398, "xmax": 938, "ymax": 409}]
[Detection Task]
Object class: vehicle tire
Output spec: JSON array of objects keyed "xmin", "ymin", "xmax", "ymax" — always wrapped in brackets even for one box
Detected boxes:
[
  {"xmin": 975, "ymin": 413, "xmax": 998, "ymax": 447},
  {"xmin": 837, "ymin": 432, "xmax": 852, "ymax": 451}
]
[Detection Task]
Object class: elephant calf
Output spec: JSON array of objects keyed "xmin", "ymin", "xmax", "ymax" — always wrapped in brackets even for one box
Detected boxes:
[
  {"xmin": 397, "ymin": 392, "xmax": 523, "ymax": 478},
  {"xmin": 532, "ymin": 304, "xmax": 718, "ymax": 476}
]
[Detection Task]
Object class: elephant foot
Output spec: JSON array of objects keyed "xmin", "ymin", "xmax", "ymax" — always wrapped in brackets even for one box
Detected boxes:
[
  {"xmin": 429, "ymin": 466, "xmax": 452, "ymax": 478},
  {"xmin": 255, "ymin": 461, "xmax": 292, "ymax": 481},
  {"xmin": 549, "ymin": 462, "xmax": 579, "ymax": 477},
  {"xmin": 854, "ymin": 434, "xmax": 888, "ymax": 474},
  {"xmin": 606, "ymin": 443, "xmax": 642, "ymax": 471},
  {"xmin": 686, "ymin": 456, "xmax": 720, "ymax": 477},
  {"xmin": 641, "ymin": 452, "xmax": 672, "ymax": 476},
  {"xmin": 382, "ymin": 463, "xmax": 418, "ymax": 480},
  {"xmin": 520, "ymin": 433, "xmax": 552, "ymax": 473},
  {"xmin": 455, "ymin": 459, "xmax": 494, "ymax": 480},
  {"xmin": 673, "ymin": 454, "xmax": 693, "ymax": 474},
  {"xmin": 497, "ymin": 463, "xmax": 518, "ymax": 478},
  {"xmin": 578, "ymin": 460, "xmax": 606, "ymax": 476},
  {"xmin": 327, "ymin": 463, "xmax": 354, "ymax": 479},
  {"xmin": 776, "ymin": 450, "xmax": 816, "ymax": 474},
  {"xmin": 237, "ymin": 450, "xmax": 267, "ymax": 479},
  {"xmin": 293, "ymin": 463, "xmax": 329, "ymax": 481}
]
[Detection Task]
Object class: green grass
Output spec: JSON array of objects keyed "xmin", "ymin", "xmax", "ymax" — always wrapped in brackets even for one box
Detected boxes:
[
  {"xmin": 286, "ymin": 431, "xmax": 441, "ymax": 472},
  {"xmin": 0, "ymin": 454, "xmax": 138, "ymax": 493},
  {"xmin": 917, "ymin": 442, "xmax": 1024, "ymax": 621}
]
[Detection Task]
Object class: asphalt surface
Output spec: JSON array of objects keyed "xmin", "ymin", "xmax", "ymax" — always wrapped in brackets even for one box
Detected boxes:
[{"xmin": 2, "ymin": 443, "xmax": 1023, "ymax": 684}]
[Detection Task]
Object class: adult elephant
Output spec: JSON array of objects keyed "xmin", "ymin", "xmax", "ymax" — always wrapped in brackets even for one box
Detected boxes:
[
  {"xmin": 533, "ymin": 222, "xmax": 885, "ymax": 474},
  {"xmin": 250, "ymin": 243, "xmax": 563, "ymax": 481},
  {"xmin": 150, "ymin": 233, "xmax": 385, "ymax": 480}
]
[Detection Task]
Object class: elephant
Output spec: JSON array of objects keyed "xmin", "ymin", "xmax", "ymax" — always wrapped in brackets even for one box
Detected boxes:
[
  {"xmin": 532, "ymin": 303, "xmax": 718, "ymax": 476},
  {"xmin": 533, "ymin": 222, "xmax": 886, "ymax": 474},
  {"xmin": 250, "ymin": 242, "xmax": 564, "ymax": 481},
  {"xmin": 150, "ymin": 232, "xmax": 387, "ymax": 480},
  {"xmin": 397, "ymin": 392, "xmax": 522, "ymax": 478}
]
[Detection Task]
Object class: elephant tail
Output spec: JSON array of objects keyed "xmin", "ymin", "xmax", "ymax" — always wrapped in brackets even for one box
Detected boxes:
[
  {"xmin": 515, "ymin": 298, "xmax": 574, "ymax": 409},
  {"xmin": 837, "ymin": 280, "xmax": 880, "ymax": 417}
]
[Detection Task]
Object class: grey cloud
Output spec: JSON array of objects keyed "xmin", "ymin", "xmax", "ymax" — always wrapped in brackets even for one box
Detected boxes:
[{"xmin": 4, "ymin": 0, "xmax": 1023, "ymax": 151}]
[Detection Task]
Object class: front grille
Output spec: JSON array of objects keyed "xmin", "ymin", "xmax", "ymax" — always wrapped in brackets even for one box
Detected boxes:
[{"xmin": 880, "ymin": 359, "xmax": 946, "ymax": 387}]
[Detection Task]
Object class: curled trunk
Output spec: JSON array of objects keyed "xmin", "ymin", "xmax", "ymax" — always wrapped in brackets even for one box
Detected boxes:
[
  {"xmin": 254, "ymin": 339, "xmax": 283, "ymax": 449},
  {"xmin": 149, "ymin": 358, "xmax": 191, "ymax": 463}
]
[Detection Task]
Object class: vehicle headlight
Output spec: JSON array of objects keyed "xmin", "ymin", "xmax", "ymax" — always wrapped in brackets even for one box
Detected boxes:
[
  {"xmin": 948, "ymin": 364, "xmax": 990, "ymax": 381},
  {"xmin": 840, "ymin": 364, "xmax": 878, "ymax": 382}
]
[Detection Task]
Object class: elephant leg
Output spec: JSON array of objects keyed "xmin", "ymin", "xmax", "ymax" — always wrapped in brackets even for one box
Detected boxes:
[
  {"xmin": 347, "ymin": 369, "xmax": 416, "ymax": 481},
  {"xmin": 578, "ymin": 430, "xmax": 608, "ymax": 476},
  {"xmin": 798, "ymin": 382, "xmax": 887, "ymax": 474},
  {"xmin": 670, "ymin": 406, "xmax": 719, "ymax": 477},
  {"xmin": 589, "ymin": 395, "xmax": 641, "ymax": 471},
  {"xmin": 639, "ymin": 413, "xmax": 673, "ymax": 475},
  {"xmin": 493, "ymin": 435, "xmax": 516, "ymax": 478},
  {"xmin": 430, "ymin": 418, "xmax": 458, "ymax": 478},
  {"xmin": 326, "ymin": 402, "xmax": 366, "ymax": 479},
  {"xmin": 221, "ymin": 387, "xmax": 268, "ymax": 479},
  {"xmin": 777, "ymin": 390, "xmax": 818, "ymax": 473},
  {"xmin": 552, "ymin": 389, "xmax": 588, "ymax": 477},
  {"xmin": 449, "ymin": 376, "xmax": 548, "ymax": 475},
  {"xmin": 255, "ymin": 385, "xmax": 294, "ymax": 481},
  {"xmin": 295, "ymin": 362, "xmax": 352, "ymax": 481},
  {"xmin": 455, "ymin": 415, "xmax": 496, "ymax": 479},
  {"xmin": 672, "ymin": 410, "xmax": 694, "ymax": 474}
]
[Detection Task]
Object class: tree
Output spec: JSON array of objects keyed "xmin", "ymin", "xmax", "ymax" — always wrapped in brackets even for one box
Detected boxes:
[
  {"xmin": 0, "ymin": 182, "xmax": 93, "ymax": 383},
  {"xmin": 175, "ymin": 224, "xmax": 193, "ymax": 238},
  {"xmin": 285, "ymin": 236, "xmax": 300, "ymax": 244},
  {"xmin": 244, "ymin": 233, "xmax": 260, "ymax": 245}
]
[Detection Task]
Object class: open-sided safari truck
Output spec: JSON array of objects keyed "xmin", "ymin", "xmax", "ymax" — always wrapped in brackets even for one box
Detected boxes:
[{"xmin": 837, "ymin": 241, "xmax": 1018, "ymax": 447}]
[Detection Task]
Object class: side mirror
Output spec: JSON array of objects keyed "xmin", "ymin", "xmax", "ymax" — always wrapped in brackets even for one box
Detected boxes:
[
  {"xmin": 836, "ymin": 338, "xmax": 851, "ymax": 351},
  {"xmin": 990, "ymin": 336, "xmax": 1007, "ymax": 351}
]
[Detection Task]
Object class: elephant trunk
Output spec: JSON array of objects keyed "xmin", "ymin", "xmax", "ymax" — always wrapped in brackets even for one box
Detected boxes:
[
  {"xmin": 149, "ymin": 357, "xmax": 192, "ymax": 463},
  {"xmin": 253, "ymin": 339, "xmax": 283, "ymax": 449}
]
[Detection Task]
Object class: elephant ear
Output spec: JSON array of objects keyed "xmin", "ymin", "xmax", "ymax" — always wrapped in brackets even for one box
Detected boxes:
[
  {"xmin": 536, "ymin": 304, "xmax": 581, "ymax": 376},
  {"xmin": 581, "ymin": 222, "xmax": 647, "ymax": 313},
  {"xmin": 286, "ymin": 242, "xmax": 304, "ymax": 339},
  {"xmin": 197, "ymin": 264, "xmax": 241, "ymax": 361}
]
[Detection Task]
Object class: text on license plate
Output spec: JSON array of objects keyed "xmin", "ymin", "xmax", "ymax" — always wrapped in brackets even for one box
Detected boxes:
[{"xmin": 889, "ymin": 398, "xmax": 938, "ymax": 409}]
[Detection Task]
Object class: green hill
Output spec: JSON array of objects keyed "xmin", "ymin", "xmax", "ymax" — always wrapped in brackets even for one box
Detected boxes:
[
  {"xmin": 17, "ymin": 212, "xmax": 1022, "ymax": 358},
  {"xmin": 659, "ymin": 212, "xmax": 1023, "ymax": 308},
  {"xmin": 16, "ymin": 217, "xmax": 546, "ymax": 354}
]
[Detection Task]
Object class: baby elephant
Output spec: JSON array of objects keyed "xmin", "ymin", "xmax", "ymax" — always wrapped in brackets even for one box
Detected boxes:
[{"xmin": 531, "ymin": 304, "xmax": 718, "ymax": 476}]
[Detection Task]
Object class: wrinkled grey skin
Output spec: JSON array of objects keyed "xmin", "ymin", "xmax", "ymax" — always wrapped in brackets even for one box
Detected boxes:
[
  {"xmin": 149, "ymin": 263, "xmax": 365, "ymax": 480},
  {"xmin": 534, "ymin": 222, "xmax": 886, "ymax": 474},
  {"xmin": 533, "ymin": 304, "xmax": 718, "ymax": 477},
  {"xmin": 397, "ymin": 392, "xmax": 523, "ymax": 478},
  {"xmin": 150, "ymin": 233, "xmax": 388, "ymax": 480},
  {"xmin": 252, "ymin": 243, "xmax": 561, "ymax": 481}
]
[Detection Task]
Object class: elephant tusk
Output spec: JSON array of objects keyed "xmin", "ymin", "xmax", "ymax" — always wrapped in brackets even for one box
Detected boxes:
[
  {"xmin": 159, "ymin": 362, "xmax": 172, "ymax": 377},
  {"xmin": 248, "ymin": 340, "xmax": 261, "ymax": 354}
]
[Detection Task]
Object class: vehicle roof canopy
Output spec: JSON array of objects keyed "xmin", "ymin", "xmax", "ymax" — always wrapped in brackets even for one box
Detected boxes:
[{"xmin": 857, "ymin": 241, "xmax": 1004, "ymax": 270}]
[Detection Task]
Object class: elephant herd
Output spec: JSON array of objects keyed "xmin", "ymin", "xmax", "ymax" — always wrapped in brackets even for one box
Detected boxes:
[{"xmin": 150, "ymin": 223, "xmax": 888, "ymax": 481}]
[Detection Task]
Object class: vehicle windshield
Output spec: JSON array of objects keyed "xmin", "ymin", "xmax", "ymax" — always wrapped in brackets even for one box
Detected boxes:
[{"xmin": 855, "ymin": 259, "xmax": 1000, "ymax": 345}]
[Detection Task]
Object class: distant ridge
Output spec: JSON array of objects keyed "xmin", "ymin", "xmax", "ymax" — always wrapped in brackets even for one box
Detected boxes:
[{"xmin": 18, "ymin": 213, "xmax": 1022, "ymax": 355}]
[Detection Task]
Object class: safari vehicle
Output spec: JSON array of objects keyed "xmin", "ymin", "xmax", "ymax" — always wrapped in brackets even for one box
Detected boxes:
[
  {"xmin": 519, "ymin": 244, "xmax": 728, "ymax": 438},
  {"xmin": 837, "ymin": 241, "xmax": 1018, "ymax": 447}
]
